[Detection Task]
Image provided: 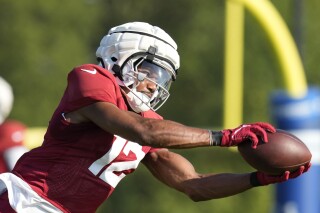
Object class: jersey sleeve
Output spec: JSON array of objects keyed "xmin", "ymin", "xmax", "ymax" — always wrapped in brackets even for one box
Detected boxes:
[
  {"xmin": 65, "ymin": 64, "xmax": 119, "ymax": 111},
  {"xmin": 141, "ymin": 110, "xmax": 163, "ymax": 120}
]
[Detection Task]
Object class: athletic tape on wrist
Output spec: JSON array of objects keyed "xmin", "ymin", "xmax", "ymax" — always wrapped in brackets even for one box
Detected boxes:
[
  {"xmin": 209, "ymin": 130, "xmax": 223, "ymax": 146},
  {"xmin": 250, "ymin": 172, "xmax": 261, "ymax": 187}
]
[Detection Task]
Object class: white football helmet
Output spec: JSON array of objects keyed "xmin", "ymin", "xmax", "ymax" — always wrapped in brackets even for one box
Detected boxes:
[
  {"xmin": 0, "ymin": 76, "xmax": 14, "ymax": 124},
  {"xmin": 96, "ymin": 22, "xmax": 180, "ymax": 112}
]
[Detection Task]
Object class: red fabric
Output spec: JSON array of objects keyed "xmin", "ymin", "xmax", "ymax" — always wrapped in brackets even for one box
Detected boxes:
[
  {"xmin": 0, "ymin": 120, "xmax": 26, "ymax": 150},
  {"xmin": 12, "ymin": 64, "xmax": 162, "ymax": 213},
  {"xmin": 0, "ymin": 120, "xmax": 26, "ymax": 173},
  {"xmin": 0, "ymin": 191, "xmax": 15, "ymax": 213}
]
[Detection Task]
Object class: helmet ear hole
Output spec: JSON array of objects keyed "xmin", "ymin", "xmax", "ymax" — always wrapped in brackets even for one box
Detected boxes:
[{"xmin": 111, "ymin": 57, "xmax": 117, "ymax": 62}]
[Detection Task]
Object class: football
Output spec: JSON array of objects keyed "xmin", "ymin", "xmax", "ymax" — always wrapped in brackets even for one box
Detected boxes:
[{"xmin": 238, "ymin": 129, "xmax": 312, "ymax": 175}]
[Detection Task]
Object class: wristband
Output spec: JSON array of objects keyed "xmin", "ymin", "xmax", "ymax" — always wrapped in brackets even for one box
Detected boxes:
[
  {"xmin": 250, "ymin": 172, "xmax": 261, "ymax": 187},
  {"xmin": 208, "ymin": 130, "xmax": 223, "ymax": 146}
]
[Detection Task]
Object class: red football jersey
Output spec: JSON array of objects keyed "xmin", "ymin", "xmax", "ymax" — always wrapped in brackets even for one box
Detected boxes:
[{"xmin": 12, "ymin": 64, "xmax": 162, "ymax": 213}]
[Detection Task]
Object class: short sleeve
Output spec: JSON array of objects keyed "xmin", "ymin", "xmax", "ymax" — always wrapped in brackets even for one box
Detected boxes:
[{"xmin": 65, "ymin": 64, "xmax": 119, "ymax": 111}]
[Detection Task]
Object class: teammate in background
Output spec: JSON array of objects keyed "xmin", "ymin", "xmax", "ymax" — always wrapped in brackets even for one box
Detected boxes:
[
  {"xmin": 0, "ymin": 22, "xmax": 310, "ymax": 213},
  {"xmin": 0, "ymin": 120, "xmax": 28, "ymax": 173},
  {"xmin": 0, "ymin": 76, "xmax": 14, "ymax": 125},
  {"xmin": 0, "ymin": 77, "xmax": 29, "ymax": 176}
]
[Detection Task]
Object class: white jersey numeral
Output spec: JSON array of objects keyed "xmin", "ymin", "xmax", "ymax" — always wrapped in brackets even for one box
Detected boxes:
[{"xmin": 88, "ymin": 135, "xmax": 146, "ymax": 188}]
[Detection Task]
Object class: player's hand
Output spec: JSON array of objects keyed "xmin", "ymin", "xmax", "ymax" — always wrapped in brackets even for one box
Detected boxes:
[
  {"xmin": 214, "ymin": 122, "xmax": 276, "ymax": 148},
  {"xmin": 250, "ymin": 162, "xmax": 311, "ymax": 186}
]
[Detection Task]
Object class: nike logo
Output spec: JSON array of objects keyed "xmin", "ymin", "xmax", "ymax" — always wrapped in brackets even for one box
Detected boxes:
[{"xmin": 81, "ymin": 68, "xmax": 97, "ymax": 74}]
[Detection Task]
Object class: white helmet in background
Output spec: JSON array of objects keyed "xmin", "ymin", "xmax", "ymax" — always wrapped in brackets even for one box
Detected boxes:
[
  {"xmin": 96, "ymin": 22, "xmax": 180, "ymax": 112},
  {"xmin": 0, "ymin": 76, "xmax": 13, "ymax": 124}
]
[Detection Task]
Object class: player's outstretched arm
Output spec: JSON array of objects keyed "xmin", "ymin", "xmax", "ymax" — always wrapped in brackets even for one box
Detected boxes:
[
  {"xmin": 74, "ymin": 102, "xmax": 275, "ymax": 149},
  {"xmin": 142, "ymin": 149, "xmax": 254, "ymax": 201},
  {"xmin": 76, "ymin": 101, "xmax": 210, "ymax": 148}
]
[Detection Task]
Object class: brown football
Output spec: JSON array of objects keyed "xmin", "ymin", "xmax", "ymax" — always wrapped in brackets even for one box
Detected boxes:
[{"xmin": 238, "ymin": 129, "xmax": 312, "ymax": 175}]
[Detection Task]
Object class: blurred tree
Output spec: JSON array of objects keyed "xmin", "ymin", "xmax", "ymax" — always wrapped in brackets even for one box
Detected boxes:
[
  {"xmin": 0, "ymin": 0, "xmax": 105, "ymax": 126},
  {"xmin": 304, "ymin": 1, "xmax": 320, "ymax": 85}
]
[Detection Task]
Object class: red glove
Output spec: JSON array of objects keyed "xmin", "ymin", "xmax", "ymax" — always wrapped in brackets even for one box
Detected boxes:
[
  {"xmin": 250, "ymin": 163, "xmax": 311, "ymax": 187},
  {"xmin": 212, "ymin": 122, "xmax": 276, "ymax": 148}
]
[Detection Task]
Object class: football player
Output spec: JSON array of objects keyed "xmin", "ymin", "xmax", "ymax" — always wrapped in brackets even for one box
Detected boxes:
[
  {"xmin": 0, "ymin": 120, "xmax": 28, "ymax": 173},
  {"xmin": 0, "ymin": 22, "xmax": 310, "ymax": 213},
  {"xmin": 0, "ymin": 77, "xmax": 29, "ymax": 174},
  {"xmin": 0, "ymin": 77, "xmax": 29, "ymax": 212}
]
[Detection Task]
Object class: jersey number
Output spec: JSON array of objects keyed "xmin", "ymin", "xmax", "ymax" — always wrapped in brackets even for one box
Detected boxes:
[{"xmin": 88, "ymin": 135, "xmax": 146, "ymax": 188}]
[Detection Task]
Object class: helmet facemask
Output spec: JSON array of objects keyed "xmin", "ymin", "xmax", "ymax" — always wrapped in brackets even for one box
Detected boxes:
[{"xmin": 121, "ymin": 55, "xmax": 174, "ymax": 112}]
